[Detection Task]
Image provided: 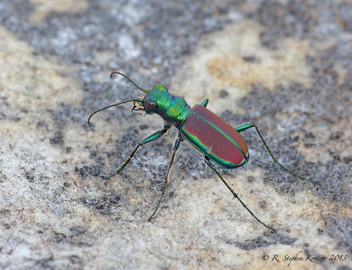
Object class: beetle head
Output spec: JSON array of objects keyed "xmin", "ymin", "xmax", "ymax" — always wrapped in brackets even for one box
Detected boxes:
[{"xmin": 143, "ymin": 85, "xmax": 171, "ymax": 115}]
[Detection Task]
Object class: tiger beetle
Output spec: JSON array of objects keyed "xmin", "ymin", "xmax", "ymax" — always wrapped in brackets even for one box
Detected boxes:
[{"xmin": 88, "ymin": 71, "xmax": 320, "ymax": 232}]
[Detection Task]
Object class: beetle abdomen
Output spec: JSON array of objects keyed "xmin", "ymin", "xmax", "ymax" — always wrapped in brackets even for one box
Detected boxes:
[{"xmin": 181, "ymin": 105, "xmax": 248, "ymax": 169}]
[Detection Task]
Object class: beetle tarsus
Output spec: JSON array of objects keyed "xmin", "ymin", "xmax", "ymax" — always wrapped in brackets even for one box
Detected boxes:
[
  {"xmin": 204, "ymin": 156, "xmax": 276, "ymax": 232},
  {"xmin": 89, "ymin": 73, "xmax": 319, "ymax": 231},
  {"xmin": 235, "ymin": 123, "xmax": 320, "ymax": 186},
  {"xmin": 148, "ymin": 134, "xmax": 182, "ymax": 221},
  {"xmin": 105, "ymin": 172, "xmax": 118, "ymax": 180},
  {"xmin": 109, "ymin": 124, "xmax": 172, "ymax": 179}
]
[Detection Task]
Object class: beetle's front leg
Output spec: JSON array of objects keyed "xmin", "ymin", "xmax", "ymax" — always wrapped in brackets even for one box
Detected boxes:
[
  {"xmin": 106, "ymin": 122, "xmax": 172, "ymax": 180},
  {"xmin": 148, "ymin": 132, "xmax": 184, "ymax": 221}
]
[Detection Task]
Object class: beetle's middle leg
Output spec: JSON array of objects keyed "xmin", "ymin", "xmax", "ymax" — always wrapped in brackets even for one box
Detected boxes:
[
  {"xmin": 106, "ymin": 122, "xmax": 172, "ymax": 180},
  {"xmin": 200, "ymin": 99, "xmax": 209, "ymax": 107},
  {"xmin": 204, "ymin": 156, "xmax": 276, "ymax": 231},
  {"xmin": 148, "ymin": 133, "xmax": 184, "ymax": 221}
]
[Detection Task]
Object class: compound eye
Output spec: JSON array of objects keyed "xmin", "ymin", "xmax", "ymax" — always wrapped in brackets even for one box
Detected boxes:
[{"xmin": 144, "ymin": 97, "xmax": 158, "ymax": 111}]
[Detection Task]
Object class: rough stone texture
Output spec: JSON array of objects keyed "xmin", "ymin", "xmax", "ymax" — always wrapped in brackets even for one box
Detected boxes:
[{"xmin": 0, "ymin": 0, "xmax": 351, "ymax": 269}]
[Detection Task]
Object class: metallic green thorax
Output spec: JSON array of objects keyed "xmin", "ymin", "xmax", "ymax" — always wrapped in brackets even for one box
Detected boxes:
[
  {"xmin": 87, "ymin": 72, "xmax": 320, "ymax": 233},
  {"xmin": 143, "ymin": 85, "xmax": 190, "ymax": 127}
]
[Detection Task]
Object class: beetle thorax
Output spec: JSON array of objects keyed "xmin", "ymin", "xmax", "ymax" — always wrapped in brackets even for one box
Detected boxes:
[{"xmin": 143, "ymin": 85, "xmax": 190, "ymax": 127}]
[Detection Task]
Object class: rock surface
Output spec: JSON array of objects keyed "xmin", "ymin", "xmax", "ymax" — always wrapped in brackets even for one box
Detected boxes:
[{"xmin": 0, "ymin": 1, "xmax": 351, "ymax": 269}]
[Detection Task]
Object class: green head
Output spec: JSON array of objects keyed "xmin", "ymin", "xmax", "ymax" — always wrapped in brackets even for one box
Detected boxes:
[
  {"xmin": 87, "ymin": 72, "xmax": 171, "ymax": 124},
  {"xmin": 143, "ymin": 85, "xmax": 171, "ymax": 115}
]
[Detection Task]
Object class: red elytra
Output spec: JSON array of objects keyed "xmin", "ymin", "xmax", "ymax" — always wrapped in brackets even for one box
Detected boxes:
[{"xmin": 181, "ymin": 105, "xmax": 248, "ymax": 168}]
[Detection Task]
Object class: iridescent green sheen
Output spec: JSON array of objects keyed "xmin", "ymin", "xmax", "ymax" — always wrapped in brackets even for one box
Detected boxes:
[
  {"xmin": 143, "ymin": 85, "xmax": 190, "ymax": 126},
  {"xmin": 180, "ymin": 107, "xmax": 248, "ymax": 169},
  {"xmin": 88, "ymin": 72, "xmax": 319, "ymax": 232},
  {"xmin": 162, "ymin": 95, "xmax": 190, "ymax": 126},
  {"xmin": 143, "ymin": 85, "xmax": 171, "ymax": 115}
]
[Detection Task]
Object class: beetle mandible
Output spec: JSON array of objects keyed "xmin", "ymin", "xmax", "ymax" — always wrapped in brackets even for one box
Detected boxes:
[{"xmin": 88, "ymin": 72, "xmax": 320, "ymax": 231}]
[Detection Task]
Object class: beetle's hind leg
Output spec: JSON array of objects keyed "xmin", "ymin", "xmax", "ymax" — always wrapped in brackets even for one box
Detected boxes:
[
  {"xmin": 204, "ymin": 156, "xmax": 276, "ymax": 231},
  {"xmin": 148, "ymin": 133, "xmax": 183, "ymax": 221},
  {"xmin": 235, "ymin": 123, "xmax": 320, "ymax": 186},
  {"xmin": 106, "ymin": 122, "xmax": 172, "ymax": 180}
]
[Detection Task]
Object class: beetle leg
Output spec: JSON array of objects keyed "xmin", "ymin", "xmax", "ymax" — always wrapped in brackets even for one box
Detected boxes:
[
  {"xmin": 200, "ymin": 99, "xmax": 209, "ymax": 107},
  {"xmin": 204, "ymin": 156, "xmax": 276, "ymax": 231},
  {"xmin": 106, "ymin": 122, "xmax": 172, "ymax": 180},
  {"xmin": 148, "ymin": 133, "xmax": 184, "ymax": 221},
  {"xmin": 235, "ymin": 123, "xmax": 320, "ymax": 186}
]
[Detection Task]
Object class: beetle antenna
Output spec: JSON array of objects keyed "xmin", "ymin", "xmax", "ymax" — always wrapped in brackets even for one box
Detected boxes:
[
  {"xmin": 110, "ymin": 72, "xmax": 149, "ymax": 93},
  {"xmin": 88, "ymin": 98, "xmax": 143, "ymax": 124}
]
